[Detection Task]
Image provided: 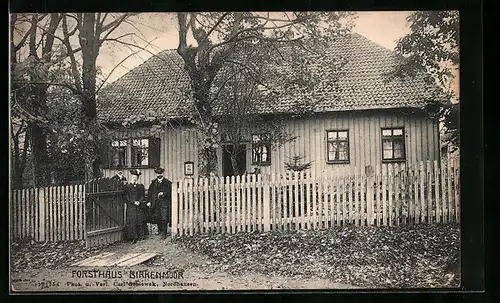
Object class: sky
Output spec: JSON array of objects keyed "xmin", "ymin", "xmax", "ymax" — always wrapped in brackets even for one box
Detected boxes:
[{"xmin": 97, "ymin": 11, "xmax": 413, "ymax": 84}]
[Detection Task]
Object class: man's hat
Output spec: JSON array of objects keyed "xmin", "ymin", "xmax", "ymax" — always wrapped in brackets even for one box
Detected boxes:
[
  {"xmin": 154, "ymin": 167, "xmax": 164, "ymax": 174},
  {"xmin": 130, "ymin": 169, "xmax": 141, "ymax": 176}
]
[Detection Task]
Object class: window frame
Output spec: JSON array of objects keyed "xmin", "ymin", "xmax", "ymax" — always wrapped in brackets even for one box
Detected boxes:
[
  {"xmin": 109, "ymin": 139, "xmax": 128, "ymax": 169},
  {"xmin": 381, "ymin": 127, "xmax": 406, "ymax": 163},
  {"xmin": 130, "ymin": 138, "xmax": 151, "ymax": 168},
  {"xmin": 251, "ymin": 133, "xmax": 272, "ymax": 166},
  {"xmin": 106, "ymin": 137, "xmax": 159, "ymax": 169},
  {"xmin": 326, "ymin": 129, "xmax": 350, "ymax": 164}
]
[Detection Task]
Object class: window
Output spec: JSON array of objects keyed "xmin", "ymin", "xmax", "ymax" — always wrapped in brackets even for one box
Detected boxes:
[
  {"xmin": 101, "ymin": 137, "xmax": 160, "ymax": 169},
  {"xmin": 131, "ymin": 138, "xmax": 149, "ymax": 167},
  {"xmin": 110, "ymin": 140, "xmax": 127, "ymax": 168},
  {"xmin": 252, "ymin": 134, "xmax": 271, "ymax": 165},
  {"xmin": 381, "ymin": 127, "xmax": 406, "ymax": 162},
  {"xmin": 326, "ymin": 130, "xmax": 349, "ymax": 163}
]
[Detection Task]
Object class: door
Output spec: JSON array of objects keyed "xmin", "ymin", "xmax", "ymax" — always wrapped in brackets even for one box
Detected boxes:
[{"xmin": 222, "ymin": 145, "xmax": 247, "ymax": 177}]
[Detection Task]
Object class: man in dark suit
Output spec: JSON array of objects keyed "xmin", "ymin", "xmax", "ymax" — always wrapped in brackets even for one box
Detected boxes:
[
  {"xmin": 147, "ymin": 167, "xmax": 172, "ymax": 239},
  {"xmin": 111, "ymin": 167, "xmax": 127, "ymax": 183},
  {"xmin": 123, "ymin": 169, "xmax": 149, "ymax": 243}
]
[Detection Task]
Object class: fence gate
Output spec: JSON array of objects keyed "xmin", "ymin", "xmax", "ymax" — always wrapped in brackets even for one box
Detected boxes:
[{"xmin": 85, "ymin": 178, "xmax": 125, "ymax": 248}]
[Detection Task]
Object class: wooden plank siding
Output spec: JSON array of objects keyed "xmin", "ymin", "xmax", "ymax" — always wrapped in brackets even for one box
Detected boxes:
[
  {"xmin": 103, "ymin": 126, "xmax": 199, "ymax": 188},
  {"xmin": 103, "ymin": 110, "xmax": 439, "ymax": 188}
]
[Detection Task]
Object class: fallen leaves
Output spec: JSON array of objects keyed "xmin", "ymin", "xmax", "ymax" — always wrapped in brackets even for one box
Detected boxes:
[
  {"xmin": 174, "ymin": 224, "xmax": 460, "ymax": 288},
  {"xmin": 10, "ymin": 240, "xmax": 111, "ymax": 272}
]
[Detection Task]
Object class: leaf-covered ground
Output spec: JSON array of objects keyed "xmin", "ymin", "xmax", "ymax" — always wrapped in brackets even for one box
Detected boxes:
[
  {"xmin": 10, "ymin": 240, "xmax": 112, "ymax": 272},
  {"xmin": 173, "ymin": 224, "xmax": 460, "ymax": 288}
]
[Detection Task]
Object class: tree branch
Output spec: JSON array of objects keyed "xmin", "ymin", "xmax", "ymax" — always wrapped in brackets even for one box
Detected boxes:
[
  {"xmin": 96, "ymin": 38, "xmax": 155, "ymax": 94},
  {"xmin": 205, "ymin": 13, "xmax": 229, "ymax": 39},
  {"xmin": 100, "ymin": 13, "xmax": 136, "ymax": 33},
  {"xmin": 62, "ymin": 15, "xmax": 83, "ymax": 93},
  {"xmin": 209, "ymin": 31, "xmax": 303, "ymax": 54}
]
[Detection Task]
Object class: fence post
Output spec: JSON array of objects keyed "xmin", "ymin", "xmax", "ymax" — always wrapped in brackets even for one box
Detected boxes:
[
  {"xmin": 38, "ymin": 188, "xmax": 46, "ymax": 242},
  {"xmin": 453, "ymin": 158, "xmax": 460, "ymax": 223},
  {"xmin": 171, "ymin": 181, "xmax": 179, "ymax": 237},
  {"xmin": 365, "ymin": 165, "xmax": 374, "ymax": 226},
  {"xmin": 263, "ymin": 174, "xmax": 270, "ymax": 232}
]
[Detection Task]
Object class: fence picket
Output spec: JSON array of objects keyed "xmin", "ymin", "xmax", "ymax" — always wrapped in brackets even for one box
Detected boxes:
[
  {"xmin": 67, "ymin": 185, "xmax": 73, "ymax": 240},
  {"xmin": 426, "ymin": 161, "xmax": 433, "ymax": 223},
  {"xmin": 29, "ymin": 188, "xmax": 34, "ymax": 240},
  {"xmin": 374, "ymin": 170, "xmax": 378, "ymax": 226},
  {"xmin": 325, "ymin": 173, "xmax": 331, "ymax": 228},
  {"xmin": 172, "ymin": 182, "xmax": 179, "ymax": 236},
  {"xmin": 180, "ymin": 180, "xmax": 186, "ymax": 236},
  {"xmin": 12, "ymin": 157, "xmax": 459, "ymax": 242},
  {"xmin": 182, "ymin": 181, "xmax": 187, "ymax": 235},
  {"xmin": 194, "ymin": 178, "xmax": 200, "ymax": 234},
  {"xmin": 359, "ymin": 174, "xmax": 364, "ymax": 226},
  {"xmin": 188, "ymin": 178, "xmax": 194, "ymax": 236},
  {"xmin": 381, "ymin": 166, "xmax": 387, "ymax": 226},
  {"xmin": 434, "ymin": 161, "xmax": 441, "ymax": 223},
  {"xmin": 419, "ymin": 161, "xmax": 425, "ymax": 224},
  {"xmin": 208, "ymin": 177, "xmax": 214, "ymax": 233},
  {"xmin": 453, "ymin": 158, "xmax": 460, "ymax": 223},
  {"xmin": 19, "ymin": 189, "xmax": 25, "ymax": 239},
  {"xmin": 244, "ymin": 176, "xmax": 252, "ymax": 232},
  {"xmin": 214, "ymin": 177, "xmax": 220, "ymax": 233},
  {"xmin": 448, "ymin": 157, "xmax": 453, "ymax": 223},
  {"xmin": 65, "ymin": 186, "xmax": 69, "ymax": 240},
  {"xmin": 235, "ymin": 175, "xmax": 240, "ymax": 233}
]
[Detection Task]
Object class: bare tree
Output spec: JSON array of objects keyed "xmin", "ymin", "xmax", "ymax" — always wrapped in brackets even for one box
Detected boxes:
[
  {"xmin": 10, "ymin": 13, "xmax": 63, "ymax": 187},
  {"xmin": 211, "ymin": 40, "xmax": 335, "ymax": 175},
  {"xmin": 58, "ymin": 13, "xmax": 136, "ymax": 180},
  {"xmin": 10, "ymin": 12, "xmax": 141, "ymax": 186},
  {"xmin": 175, "ymin": 12, "xmax": 356, "ymax": 177}
]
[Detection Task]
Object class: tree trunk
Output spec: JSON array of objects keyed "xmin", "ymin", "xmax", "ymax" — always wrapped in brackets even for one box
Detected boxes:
[
  {"xmin": 80, "ymin": 13, "xmax": 100, "ymax": 180},
  {"xmin": 230, "ymin": 154, "xmax": 240, "ymax": 177}
]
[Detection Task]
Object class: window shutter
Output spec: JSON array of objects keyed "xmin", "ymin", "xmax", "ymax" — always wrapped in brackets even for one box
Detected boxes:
[
  {"xmin": 99, "ymin": 139, "xmax": 111, "ymax": 169},
  {"xmin": 148, "ymin": 137, "xmax": 161, "ymax": 168}
]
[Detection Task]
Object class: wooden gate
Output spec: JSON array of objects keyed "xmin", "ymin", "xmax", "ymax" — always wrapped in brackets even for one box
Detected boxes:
[{"xmin": 85, "ymin": 178, "xmax": 125, "ymax": 248}]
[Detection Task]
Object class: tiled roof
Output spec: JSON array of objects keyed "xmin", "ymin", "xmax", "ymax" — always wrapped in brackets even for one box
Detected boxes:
[{"xmin": 97, "ymin": 33, "xmax": 440, "ymax": 123}]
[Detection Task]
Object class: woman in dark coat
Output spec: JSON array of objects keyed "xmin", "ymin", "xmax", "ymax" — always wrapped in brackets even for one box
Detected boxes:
[{"xmin": 123, "ymin": 169, "xmax": 149, "ymax": 243}]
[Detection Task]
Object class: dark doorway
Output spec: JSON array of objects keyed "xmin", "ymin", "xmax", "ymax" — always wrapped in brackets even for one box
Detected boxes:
[{"xmin": 222, "ymin": 145, "xmax": 247, "ymax": 177}]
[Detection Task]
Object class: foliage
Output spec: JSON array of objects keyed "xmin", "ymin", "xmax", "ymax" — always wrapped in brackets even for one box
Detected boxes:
[
  {"xmin": 391, "ymin": 11, "xmax": 459, "ymax": 150},
  {"xmin": 175, "ymin": 224, "xmax": 460, "ymax": 288},
  {"xmin": 121, "ymin": 12, "xmax": 356, "ymax": 176},
  {"xmin": 10, "ymin": 240, "xmax": 112, "ymax": 272},
  {"xmin": 174, "ymin": 12, "xmax": 357, "ymax": 176},
  {"xmin": 10, "ymin": 13, "xmax": 138, "ymax": 186},
  {"xmin": 284, "ymin": 154, "xmax": 313, "ymax": 172}
]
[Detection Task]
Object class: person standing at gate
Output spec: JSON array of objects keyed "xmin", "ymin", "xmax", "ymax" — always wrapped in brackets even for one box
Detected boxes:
[
  {"xmin": 111, "ymin": 167, "xmax": 127, "ymax": 183},
  {"xmin": 147, "ymin": 167, "xmax": 172, "ymax": 239},
  {"xmin": 123, "ymin": 169, "xmax": 149, "ymax": 243}
]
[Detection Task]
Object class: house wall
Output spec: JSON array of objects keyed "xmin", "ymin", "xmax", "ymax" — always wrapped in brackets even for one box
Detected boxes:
[
  {"xmin": 102, "ymin": 110, "xmax": 440, "ymax": 189},
  {"xmin": 241, "ymin": 110, "xmax": 440, "ymax": 177},
  {"xmin": 102, "ymin": 125, "xmax": 199, "ymax": 190}
]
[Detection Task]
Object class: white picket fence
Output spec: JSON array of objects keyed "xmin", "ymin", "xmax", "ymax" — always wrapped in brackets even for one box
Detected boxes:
[
  {"xmin": 172, "ymin": 158, "xmax": 460, "ymax": 236},
  {"xmin": 10, "ymin": 184, "xmax": 86, "ymax": 242}
]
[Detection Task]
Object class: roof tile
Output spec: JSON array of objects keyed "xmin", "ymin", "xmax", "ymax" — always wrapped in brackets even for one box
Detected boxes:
[{"xmin": 98, "ymin": 33, "xmax": 438, "ymax": 123}]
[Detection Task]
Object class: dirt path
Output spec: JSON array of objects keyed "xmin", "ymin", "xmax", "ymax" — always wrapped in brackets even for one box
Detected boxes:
[{"xmin": 11, "ymin": 235, "xmax": 357, "ymax": 292}]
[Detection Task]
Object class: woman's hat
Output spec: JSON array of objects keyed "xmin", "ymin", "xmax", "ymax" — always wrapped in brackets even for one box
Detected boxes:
[
  {"xmin": 130, "ymin": 169, "xmax": 141, "ymax": 176},
  {"xmin": 154, "ymin": 167, "xmax": 164, "ymax": 174}
]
